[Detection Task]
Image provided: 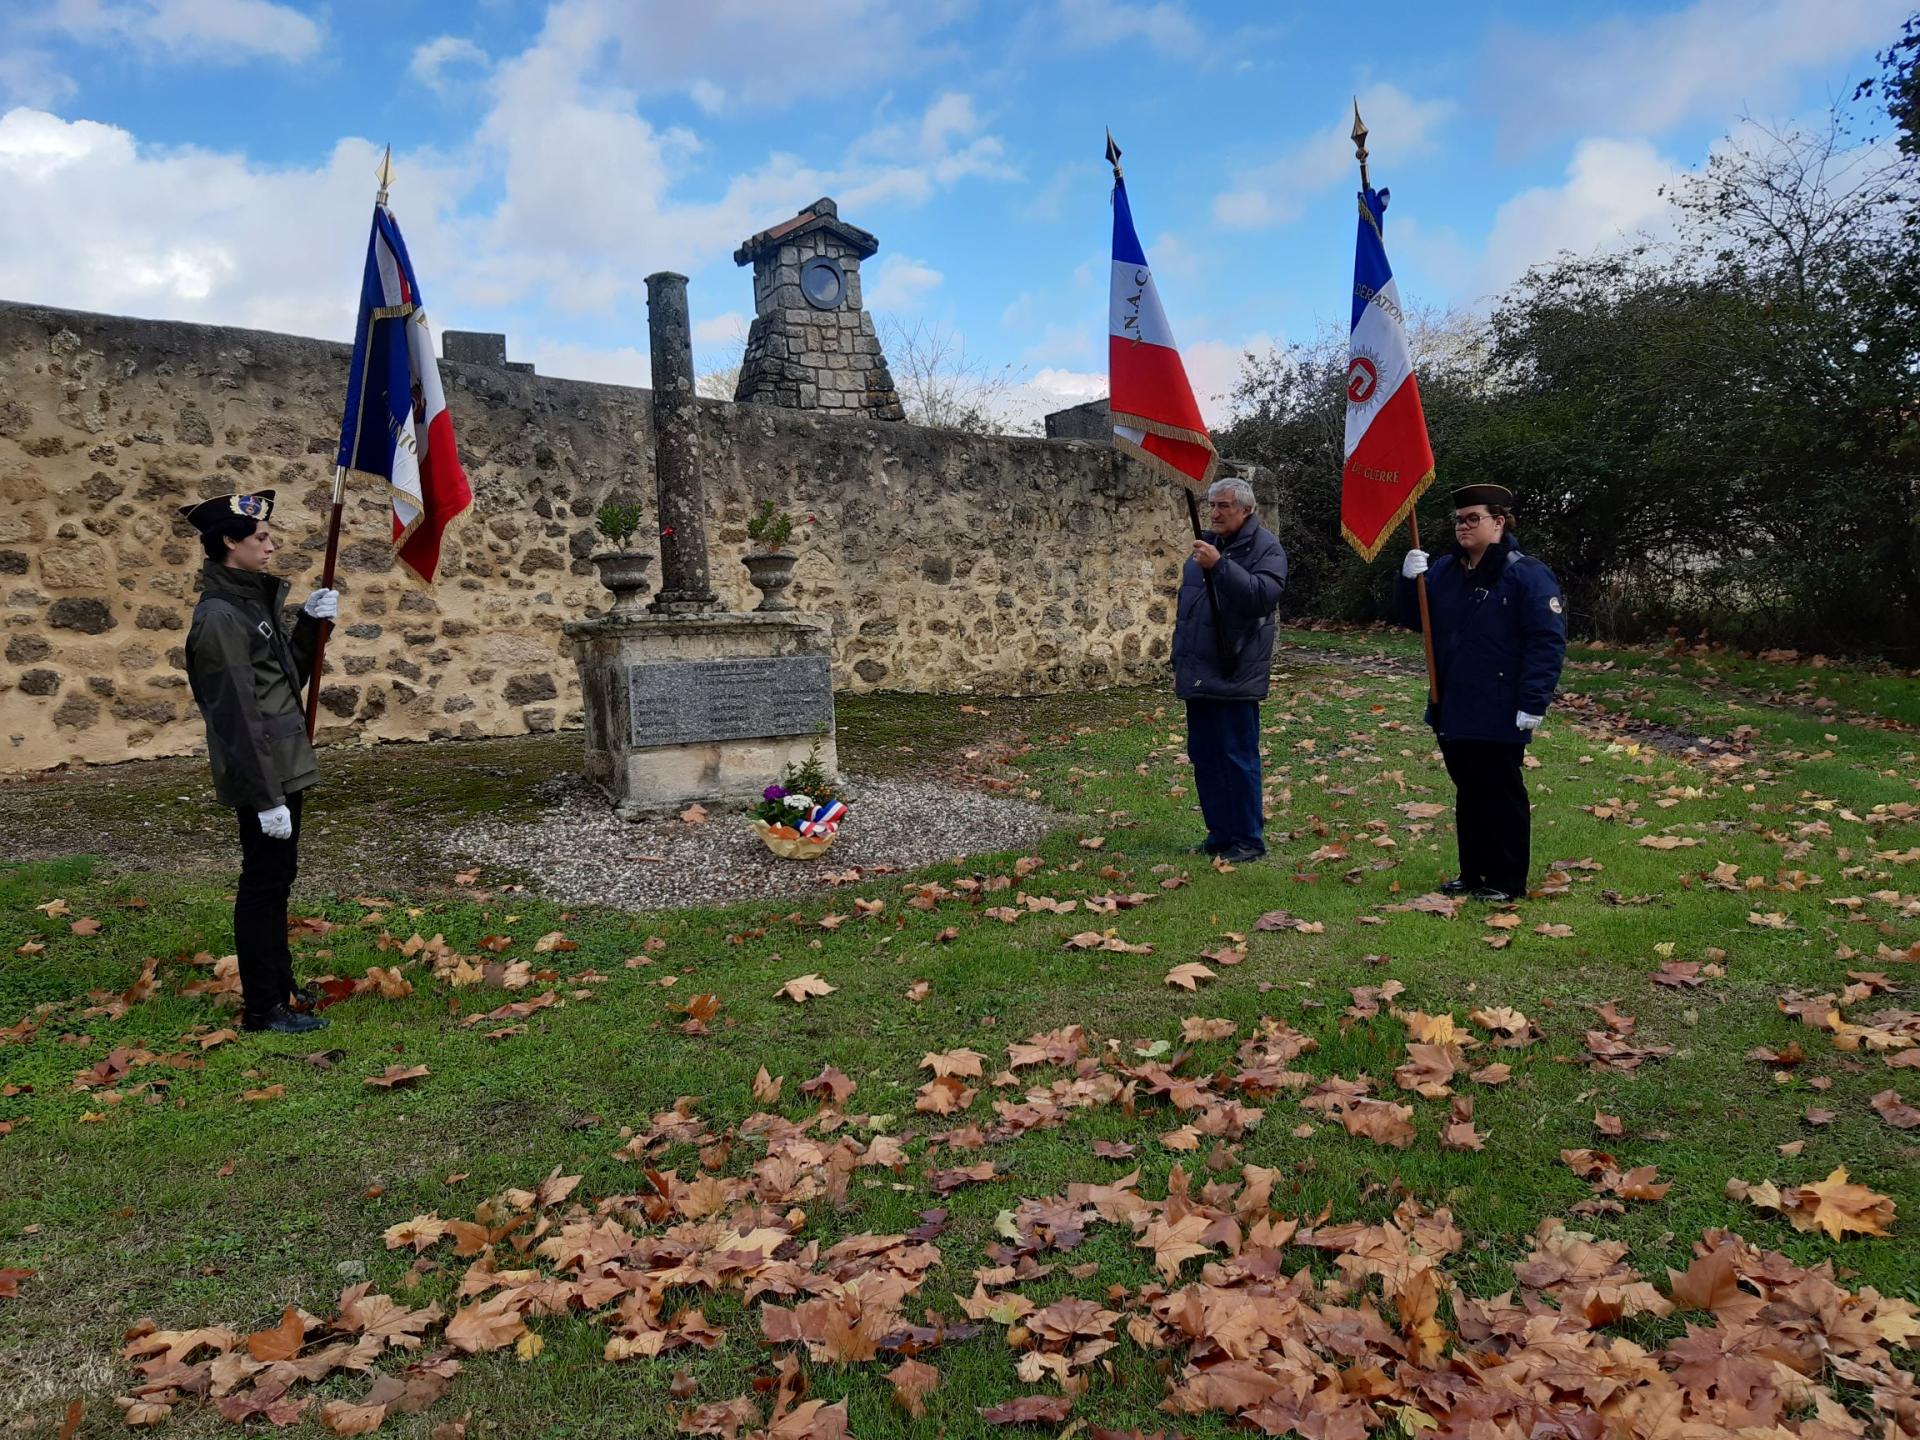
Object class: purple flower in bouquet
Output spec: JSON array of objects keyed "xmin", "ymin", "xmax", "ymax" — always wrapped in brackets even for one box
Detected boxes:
[{"xmin": 763, "ymin": 784, "xmax": 787, "ymax": 801}]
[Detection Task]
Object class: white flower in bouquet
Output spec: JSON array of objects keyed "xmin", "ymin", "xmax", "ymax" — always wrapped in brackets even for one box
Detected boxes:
[{"xmin": 784, "ymin": 793, "xmax": 813, "ymax": 810}]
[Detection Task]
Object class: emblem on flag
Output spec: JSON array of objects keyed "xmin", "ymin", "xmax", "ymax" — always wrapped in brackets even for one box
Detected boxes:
[
  {"xmin": 1339, "ymin": 184, "xmax": 1435, "ymax": 561},
  {"xmin": 337, "ymin": 199, "xmax": 472, "ymax": 584},
  {"xmin": 1107, "ymin": 169, "xmax": 1216, "ymax": 493}
]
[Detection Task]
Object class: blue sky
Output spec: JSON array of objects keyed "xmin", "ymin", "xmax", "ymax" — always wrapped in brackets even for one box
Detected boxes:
[{"xmin": 0, "ymin": 0, "xmax": 1908, "ymax": 425}]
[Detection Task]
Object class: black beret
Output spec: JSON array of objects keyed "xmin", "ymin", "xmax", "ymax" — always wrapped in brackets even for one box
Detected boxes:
[
  {"xmin": 178, "ymin": 491, "xmax": 276, "ymax": 533},
  {"xmin": 1450, "ymin": 484, "xmax": 1513, "ymax": 510}
]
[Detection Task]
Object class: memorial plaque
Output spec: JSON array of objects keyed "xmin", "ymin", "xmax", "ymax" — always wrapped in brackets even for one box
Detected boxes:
[{"xmin": 628, "ymin": 656, "xmax": 833, "ymax": 747}]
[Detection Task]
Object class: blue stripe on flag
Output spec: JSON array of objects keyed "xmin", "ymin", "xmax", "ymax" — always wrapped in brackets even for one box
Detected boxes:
[
  {"xmin": 1111, "ymin": 177, "xmax": 1148, "ymax": 267},
  {"xmin": 335, "ymin": 206, "xmax": 429, "ymax": 479},
  {"xmin": 1351, "ymin": 186, "xmax": 1394, "ymax": 334}
]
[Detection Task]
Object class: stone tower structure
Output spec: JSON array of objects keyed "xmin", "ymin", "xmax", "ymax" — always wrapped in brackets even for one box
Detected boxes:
[{"xmin": 732, "ymin": 197, "xmax": 905, "ymax": 421}]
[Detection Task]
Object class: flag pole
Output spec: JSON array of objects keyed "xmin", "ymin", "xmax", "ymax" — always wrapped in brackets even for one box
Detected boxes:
[
  {"xmin": 1353, "ymin": 102, "xmax": 1439, "ymax": 704},
  {"xmin": 1109, "ymin": 128, "xmax": 1233, "ymax": 677},
  {"xmin": 305, "ymin": 144, "xmax": 393, "ymax": 741}
]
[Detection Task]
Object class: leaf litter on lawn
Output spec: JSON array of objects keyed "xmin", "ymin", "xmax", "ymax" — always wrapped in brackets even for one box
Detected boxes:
[{"xmin": 102, "ymin": 977, "xmax": 1920, "ymax": 1438}]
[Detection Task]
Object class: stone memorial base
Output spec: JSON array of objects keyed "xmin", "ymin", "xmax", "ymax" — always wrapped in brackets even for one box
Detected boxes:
[{"xmin": 564, "ymin": 611, "xmax": 837, "ymax": 821}]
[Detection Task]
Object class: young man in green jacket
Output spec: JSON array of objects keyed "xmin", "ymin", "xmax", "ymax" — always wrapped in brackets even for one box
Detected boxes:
[{"xmin": 180, "ymin": 492, "xmax": 339, "ymax": 1035}]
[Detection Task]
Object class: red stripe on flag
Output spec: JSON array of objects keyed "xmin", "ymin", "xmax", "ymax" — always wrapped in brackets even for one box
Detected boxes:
[
  {"xmin": 394, "ymin": 409, "xmax": 471, "ymax": 584},
  {"xmin": 1109, "ymin": 335, "xmax": 1208, "ymax": 438},
  {"xmin": 1340, "ymin": 376, "xmax": 1435, "ymax": 560}
]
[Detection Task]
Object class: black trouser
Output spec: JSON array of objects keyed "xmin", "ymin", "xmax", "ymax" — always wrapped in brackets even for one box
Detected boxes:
[
  {"xmin": 235, "ymin": 791, "xmax": 304, "ymax": 1026},
  {"xmin": 1439, "ymin": 740, "xmax": 1530, "ymax": 895}
]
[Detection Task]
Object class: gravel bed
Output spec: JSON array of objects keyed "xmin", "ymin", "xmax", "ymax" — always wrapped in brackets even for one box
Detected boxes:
[{"xmin": 447, "ymin": 774, "xmax": 1067, "ymax": 912}]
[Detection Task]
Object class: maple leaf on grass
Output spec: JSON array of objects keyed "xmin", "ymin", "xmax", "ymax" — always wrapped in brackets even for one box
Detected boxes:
[
  {"xmin": 0, "ymin": 1267, "xmax": 34, "ymax": 1298},
  {"xmin": 1341, "ymin": 1099, "xmax": 1416, "ymax": 1149},
  {"xmin": 1163, "ymin": 962, "xmax": 1216, "ymax": 991},
  {"xmin": 1871, "ymin": 1089, "xmax": 1920, "ymax": 1129},
  {"xmin": 979, "ymin": 1395, "xmax": 1072, "ymax": 1425},
  {"xmin": 244, "ymin": 1305, "xmax": 305, "ymax": 1362},
  {"xmin": 798, "ymin": 1065, "xmax": 856, "ymax": 1107},
  {"xmin": 778, "ymin": 973, "xmax": 836, "ymax": 1004},
  {"xmin": 364, "ymin": 1065, "xmax": 431, "ymax": 1090},
  {"xmin": 752, "ymin": 1066, "xmax": 784, "ymax": 1103},
  {"xmin": 888, "ymin": 1358, "xmax": 939, "ymax": 1418},
  {"xmin": 920, "ymin": 1048, "xmax": 985, "ymax": 1078},
  {"xmin": 445, "ymin": 1293, "xmax": 530, "ymax": 1353}
]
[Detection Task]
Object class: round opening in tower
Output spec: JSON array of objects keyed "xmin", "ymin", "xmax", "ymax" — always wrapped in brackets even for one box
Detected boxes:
[{"xmin": 799, "ymin": 257, "xmax": 845, "ymax": 310}]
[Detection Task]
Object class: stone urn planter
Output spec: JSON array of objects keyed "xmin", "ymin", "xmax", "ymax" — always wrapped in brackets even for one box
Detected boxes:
[
  {"xmin": 592, "ymin": 551, "xmax": 654, "ymax": 615},
  {"xmin": 742, "ymin": 550, "xmax": 798, "ymax": 612}
]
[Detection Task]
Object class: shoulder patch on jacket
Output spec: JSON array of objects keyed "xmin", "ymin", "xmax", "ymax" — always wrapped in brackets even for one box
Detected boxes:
[{"xmin": 1548, "ymin": 596, "xmax": 1562, "ymax": 613}]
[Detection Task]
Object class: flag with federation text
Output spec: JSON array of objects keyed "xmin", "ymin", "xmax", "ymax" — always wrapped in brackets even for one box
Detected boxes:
[{"xmin": 1340, "ymin": 184, "xmax": 1434, "ymax": 561}]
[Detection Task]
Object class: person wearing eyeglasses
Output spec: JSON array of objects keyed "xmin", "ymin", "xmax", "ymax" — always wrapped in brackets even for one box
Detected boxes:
[
  {"xmin": 1396, "ymin": 483, "xmax": 1566, "ymax": 902},
  {"xmin": 1172, "ymin": 475, "xmax": 1289, "ymax": 864}
]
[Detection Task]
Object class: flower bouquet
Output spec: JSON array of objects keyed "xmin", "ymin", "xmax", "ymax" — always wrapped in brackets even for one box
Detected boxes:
[{"xmin": 750, "ymin": 736, "xmax": 845, "ymax": 860}]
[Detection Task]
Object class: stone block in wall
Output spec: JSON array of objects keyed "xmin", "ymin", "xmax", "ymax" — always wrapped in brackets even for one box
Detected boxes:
[{"xmin": 47, "ymin": 597, "xmax": 115, "ymax": 633}]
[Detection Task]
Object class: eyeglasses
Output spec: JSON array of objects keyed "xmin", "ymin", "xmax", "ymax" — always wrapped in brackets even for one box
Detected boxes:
[{"xmin": 1453, "ymin": 513, "xmax": 1489, "ymax": 529}]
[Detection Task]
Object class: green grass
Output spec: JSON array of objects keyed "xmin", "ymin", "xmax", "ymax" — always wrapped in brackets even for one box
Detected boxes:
[{"xmin": 2, "ymin": 656, "xmax": 1917, "ymax": 1437}]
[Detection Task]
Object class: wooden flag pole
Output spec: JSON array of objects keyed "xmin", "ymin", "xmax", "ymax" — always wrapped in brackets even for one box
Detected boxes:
[
  {"xmin": 1352, "ymin": 100, "xmax": 1439, "ymax": 704},
  {"xmin": 305, "ymin": 145, "xmax": 393, "ymax": 741}
]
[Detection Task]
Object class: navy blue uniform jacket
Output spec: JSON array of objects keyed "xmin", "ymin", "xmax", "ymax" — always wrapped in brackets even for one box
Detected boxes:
[
  {"xmin": 1395, "ymin": 536, "xmax": 1567, "ymax": 744},
  {"xmin": 1172, "ymin": 519, "xmax": 1289, "ymax": 701}
]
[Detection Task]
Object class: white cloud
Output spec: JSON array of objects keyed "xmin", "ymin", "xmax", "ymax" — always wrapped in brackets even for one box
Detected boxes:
[
  {"xmin": 1487, "ymin": 0, "xmax": 1912, "ymax": 145},
  {"xmin": 48, "ymin": 0, "xmax": 323, "ymax": 63},
  {"xmin": 1049, "ymin": 0, "xmax": 1204, "ymax": 54},
  {"xmin": 410, "ymin": 35, "xmax": 489, "ymax": 93},
  {"xmin": 1183, "ymin": 334, "xmax": 1273, "ymax": 427},
  {"xmin": 1474, "ymin": 138, "xmax": 1682, "ymax": 298},
  {"xmin": 692, "ymin": 311, "xmax": 749, "ymax": 348},
  {"xmin": 0, "ymin": 107, "xmax": 469, "ymax": 340},
  {"xmin": 522, "ymin": 339, "xmax": 652, "ymax": 389},
  {"xmin": 688, "ymin": 78, "xmax": 726, "ymax": 115},
  {"xmin": 863, "ymin": 253, "xmax": 943, "ymax": 312},
  {"xmin": 1214, "ymin": 84, "xmax": 1453, "ymax": 229},
  {"xmin": 528, "ymin": 0, "xmax": 970, "ymax": 112},
  {"xmin": 0, "ymin": 48, "xmax": 76, "ymax": 107}
]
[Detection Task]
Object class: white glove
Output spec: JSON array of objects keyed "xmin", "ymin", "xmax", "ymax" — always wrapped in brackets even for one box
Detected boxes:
[
  {"xmin": 1516, "ymin": 711, "xmax": 1543, "ymax": 731},
  {"xmin": 302, "ymin": 588, "xmax": 339, "ymax": 621},
  {"xmin": 257, "ymin": 804, "xmax": 293, "ymax": 839},
  {"xmin": 1401, "ymin": 549, "xmax": 1429, "ymax": 579}
]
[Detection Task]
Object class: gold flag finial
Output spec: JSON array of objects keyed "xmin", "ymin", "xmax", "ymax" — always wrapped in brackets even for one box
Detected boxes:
[
  {"xmin": 1105, "ymin": 127, "xmax": 1122, "ymax": 179},
  {"xmin": 375, "ymin": 143, "xmax": 394, "ymax": 205},
  {"xmin": 1350, "ymin": 100, "xmax": 1370, "ymax": 190}
]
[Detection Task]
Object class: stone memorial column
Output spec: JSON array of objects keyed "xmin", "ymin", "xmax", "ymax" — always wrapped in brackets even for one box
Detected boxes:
[{"xmin": 645, "ymin": 271, "xmax": 719, "ymax": 613}]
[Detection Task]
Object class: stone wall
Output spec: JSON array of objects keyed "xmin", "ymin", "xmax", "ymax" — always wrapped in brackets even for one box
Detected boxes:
[{"xmin": 0, "ymin": 301, "xmax": 1188, "ymax": 774}]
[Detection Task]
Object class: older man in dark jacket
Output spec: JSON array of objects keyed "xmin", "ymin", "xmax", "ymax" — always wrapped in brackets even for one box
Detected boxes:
[{"xmin": 1172, "ymin": 476, "xmax": 1289, "ymax": 862}]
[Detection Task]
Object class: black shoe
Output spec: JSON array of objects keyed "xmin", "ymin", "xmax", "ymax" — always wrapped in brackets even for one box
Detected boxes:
[
  {"xmin": 1470, "ymin": 886, "xmax": 1518, "ymax": 903},
  {"xmin": 1217, "ymin": 845, "xmax": 1265, "ymax": 864},
  {"xmin": 1439, "ymin": 877, "xmax": 1474, "ymax": 895},
  {"xmin": 244, "ymin": 1003, "xmax": 328, "ymax": 1035},
  {"xmin": 292, "ymin": 980, "xmax": 326, "ymax": 1012}
]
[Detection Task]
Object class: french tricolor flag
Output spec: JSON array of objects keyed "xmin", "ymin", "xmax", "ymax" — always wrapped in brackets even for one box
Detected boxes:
[
  {"xmin": 1340, "ymin": 184, "xmax": 1435, "ymax": 561},
  {"xmin": 1108, "ymin": 174, "xmax": 1217, "ymax": 492},
  {"xmin": 337, "ymin": 204, "xmax": 472, "ymax": 585}
]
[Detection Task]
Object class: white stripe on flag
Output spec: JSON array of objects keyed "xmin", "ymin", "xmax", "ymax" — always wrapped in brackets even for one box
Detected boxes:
[
  {"xmin": 1344, "ymin": 274, "xmax": 1416, "ymax": 459},
  {"xmin": 1108, "ymin": 259, "xmax": 1178, "ymax": 349}
]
